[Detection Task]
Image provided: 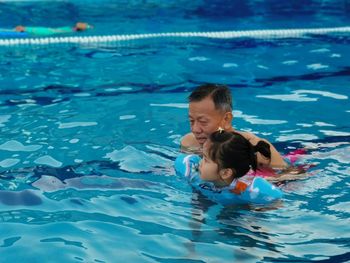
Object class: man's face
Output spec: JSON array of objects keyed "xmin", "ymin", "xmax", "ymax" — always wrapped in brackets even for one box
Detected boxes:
[{"xmin": 189, "ymin": 97, "xmax": 225, "ymax": 146}]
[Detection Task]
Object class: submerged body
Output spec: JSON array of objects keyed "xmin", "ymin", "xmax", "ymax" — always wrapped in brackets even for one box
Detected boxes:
[{"xmin": 18, "ymin": 26, "xmax": 75, "ymax": 36}]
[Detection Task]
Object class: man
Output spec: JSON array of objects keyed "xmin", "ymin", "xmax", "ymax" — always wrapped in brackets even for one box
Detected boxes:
[{"xmin": 181, "ymin": 83, "xmax": 287, "ymax": 168}]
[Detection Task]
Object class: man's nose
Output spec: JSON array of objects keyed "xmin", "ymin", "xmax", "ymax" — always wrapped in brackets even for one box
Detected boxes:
[{"xmin": 191, "ymin": 122, "xmax": 201, "ymax": 133}]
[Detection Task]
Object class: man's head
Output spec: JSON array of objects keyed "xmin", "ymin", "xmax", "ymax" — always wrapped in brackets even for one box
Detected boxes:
[
  {"xmin": 74, "ymin": 22, "xmax": 92, "ymax": 31},
  {"xmin": 188, "ymin": 84, "xmax": 233, "ymax": 146},
  {"xmin": 14, "ymin": 25, "xmax": 25, "ymax": 32}
]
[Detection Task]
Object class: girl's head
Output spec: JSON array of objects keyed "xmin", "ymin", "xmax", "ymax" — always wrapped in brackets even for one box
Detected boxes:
[{"xmin": 199, "ymin": 130, "xmax": 271, "ymax": 186}]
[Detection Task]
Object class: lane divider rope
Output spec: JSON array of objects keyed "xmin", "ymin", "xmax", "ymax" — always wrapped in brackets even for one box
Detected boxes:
[{"xmin": 1, "ymin": 26, "xmax": 349, "ymax": 46}]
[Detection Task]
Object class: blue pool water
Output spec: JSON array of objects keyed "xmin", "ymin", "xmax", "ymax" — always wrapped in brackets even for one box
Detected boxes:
[{"xmin": 1, "ymin": 1, "xmax": 350, "ymax": 262}]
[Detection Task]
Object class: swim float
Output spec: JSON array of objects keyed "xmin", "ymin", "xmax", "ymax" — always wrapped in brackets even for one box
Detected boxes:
[
  {"xmin": 0, "ymin": 31, "xmax": 28, "ymax": 37},
  {"xmin": 175, "ymin": 153, "xmax": 283, "ymax": 205}
]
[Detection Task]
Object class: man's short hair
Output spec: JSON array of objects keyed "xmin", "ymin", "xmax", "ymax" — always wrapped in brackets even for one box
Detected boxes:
[{"xmin": 188, "ymin": 84, "xmax": 232, "ymax": 112}]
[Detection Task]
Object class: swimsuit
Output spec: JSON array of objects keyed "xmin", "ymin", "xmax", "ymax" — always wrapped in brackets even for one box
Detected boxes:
[{"xmin": 24, "ymin": 26, "xmax": 74, "ymax": 36}]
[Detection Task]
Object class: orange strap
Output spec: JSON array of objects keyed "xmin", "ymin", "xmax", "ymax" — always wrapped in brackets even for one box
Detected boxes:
[{"xmin": 230, "ymin": 181, "xmax": 248, "ymax": 195}]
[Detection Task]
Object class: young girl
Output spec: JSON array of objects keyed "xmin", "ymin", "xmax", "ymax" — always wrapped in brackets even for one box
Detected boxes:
[{"xmin": 175, "ymin": 130, "xmax": 283, "ymax": 205}]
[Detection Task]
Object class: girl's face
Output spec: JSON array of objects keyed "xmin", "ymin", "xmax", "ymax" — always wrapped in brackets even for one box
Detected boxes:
[{"xmin": 199, "ymin": 144, "xmax": 221, "ymax": 183}]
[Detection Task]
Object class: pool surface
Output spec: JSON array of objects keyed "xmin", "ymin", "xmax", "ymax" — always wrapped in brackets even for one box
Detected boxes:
[{"xmin": 0, "ymin": 1, "xmax": 350, "ymax": 262}]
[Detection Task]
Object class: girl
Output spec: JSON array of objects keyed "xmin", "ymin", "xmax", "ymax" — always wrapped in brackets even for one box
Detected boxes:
[
  {"xmin": 200, "ymin": 129, "xmax": 271, "ymax": 186},
  {"xmin": 175, "ymin": 130, "xmax": 283, "ymax": 205}
]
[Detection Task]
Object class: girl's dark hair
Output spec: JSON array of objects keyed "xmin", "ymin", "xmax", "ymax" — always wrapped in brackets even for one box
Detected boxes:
[{"xmin": 208, "ymin": 131, "xmax": 271, "ymax": 178}]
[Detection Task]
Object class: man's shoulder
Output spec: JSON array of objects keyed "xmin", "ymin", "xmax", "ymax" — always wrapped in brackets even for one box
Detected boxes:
[
  {"xmin": 180, "ymin": 133, "xmax": 198, "ymax": 147},
  {"xmin": 235, "ymin": 130, "xmax": 264, "ymax": 145}
]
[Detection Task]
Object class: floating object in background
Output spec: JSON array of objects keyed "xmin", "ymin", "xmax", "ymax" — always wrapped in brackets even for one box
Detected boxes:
[
  {"xmin": 13, "ymin": 22, "xmax": 92, "ymax": 36},
  {"xmin": 0, "ymin": 26, "xmax": 349, "ymax": 45},
  {"xmin": 0, "ymin": 22, "xmax": 92, "ymax": 38},
  {"xmin": 0, "ymin": 30, "xmax": 28, "ymax": 37}
]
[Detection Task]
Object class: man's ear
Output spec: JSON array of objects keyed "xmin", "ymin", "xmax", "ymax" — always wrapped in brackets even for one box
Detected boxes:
[
  {"xmin": 219, "ymin": 168, "xmax": 233, "ymax": 180},
  {"xmin": 222, "ymin": 111, "xmax": 233, "ymax": 130}
]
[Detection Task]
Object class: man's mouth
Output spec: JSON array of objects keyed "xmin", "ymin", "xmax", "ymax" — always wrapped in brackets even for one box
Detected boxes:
[{"xmin": 196, "ymin": 137, "xmax": 207, "ymax": 145}]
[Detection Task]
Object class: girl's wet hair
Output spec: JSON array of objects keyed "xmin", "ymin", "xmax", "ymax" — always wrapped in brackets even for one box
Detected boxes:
[{"xmin": 208, "ymin": 131, "xmax": 271, "ymax": 178}]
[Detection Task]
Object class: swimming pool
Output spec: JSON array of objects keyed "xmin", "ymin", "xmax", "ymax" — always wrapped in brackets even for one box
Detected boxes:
[{"xmin": 1, "ymin": 1, "xmax": 349, "ymax": 262}]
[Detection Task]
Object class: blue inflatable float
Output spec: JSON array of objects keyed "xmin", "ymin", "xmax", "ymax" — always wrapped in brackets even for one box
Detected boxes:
[
  {"xmin": 175, "ymin": 153, "xmax": 283, "ymax": 205},
  {"xmin": 0, "ymin": 31, "xmax": 28, "ymax": 38}
]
